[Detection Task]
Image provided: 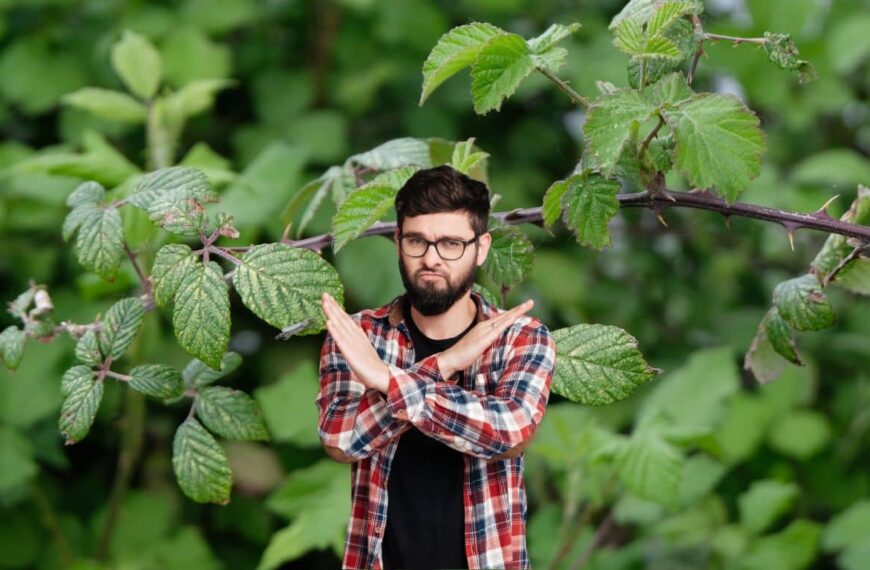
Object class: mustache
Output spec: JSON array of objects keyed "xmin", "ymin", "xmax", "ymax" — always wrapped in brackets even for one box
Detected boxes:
[{"xmin": 415, "ymin": 269, "xmax": 448, "ymax": 279}]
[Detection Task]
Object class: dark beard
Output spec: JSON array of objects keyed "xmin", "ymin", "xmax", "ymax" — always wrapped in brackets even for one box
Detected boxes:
[{"xmin": 398, "ymin": 257, "xmax": 477, "ymax": 316}]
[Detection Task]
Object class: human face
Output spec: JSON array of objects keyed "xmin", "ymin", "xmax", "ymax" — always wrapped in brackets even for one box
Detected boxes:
[{"xmin": 395, "ymin": 211, "xmax": 491, "ymax": 316}]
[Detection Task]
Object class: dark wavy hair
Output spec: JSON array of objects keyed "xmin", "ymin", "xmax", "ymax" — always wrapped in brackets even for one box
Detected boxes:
[{"xmin": 394, "ymin": 165, "xmax": 490, "ymax": 236}]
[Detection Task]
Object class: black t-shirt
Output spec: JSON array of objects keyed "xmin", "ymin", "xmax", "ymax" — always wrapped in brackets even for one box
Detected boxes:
[{"xmin": 381, "ymin": 299, "xmax": 476, "ymax": 570}]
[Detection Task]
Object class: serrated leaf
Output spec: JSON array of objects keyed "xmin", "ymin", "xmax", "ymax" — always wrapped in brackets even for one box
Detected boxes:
[
  {"xmin": 561, "ymin": 172, "xmax": 621, "ymax": 249},
  {"xmin": 664, "ymin": 93, "xmax": 765, "ymax": 202},
  {"xmin": 183, "ymin": 352, "xmax": 243, "ymax": 388},
  {"xmin": 420, "ymin": 22, "xmax": 505, "ymax": 104},
  {"xmin": 74, "ymin": 206, "xmax": 124, "ymax": 280},
  {"xmin": 649, "ymin": 72, "xmax": 694, "ymax": 107},
  {"xmin": 470, "ymin": 33, "xmax": 535, "ymax": 114},
  {"xmin": 59, "ymin": 372, "xmax": 103, "ymax": 444},
  {"xmin": 763, "ymin": 32, "xmax": 816, "ymax": 83},
  {"xmin": 615, "ymin": 429, "xmax": 683, "ymax": 507},
  {"xmin": 542, "ymin": 178, "xmax": 571, "ymax": 227},
  {"xmin": 233, "ymin": 243, "xmax": 344, "ymax": 335},
  {"xmin": 62, "ymin": 204, "xmax": 100, "ymax": 242},
  {"xmin": 0, "ymin": 326, "xmax": 27, "ymax": 371},
  {"xmin": 62, "ymin": 87, "xmax": 147, "ymax": 123},
  {"xmin": 173, "ymin": 261, "xmax": 231, "ymax": 370},
  {"xmin": 66, "ymin": 181, "xmax": 106, "ymax": 208},
  {"xmin": 482, "ymin": 226, "xmax": 534, "ymax": 290},
  {"xmin": 527, "ymin": 23, "xmax": 581, "ymax": 73},
  {"xmin": 762, "ymin": 307, "xmax": 801, "ymax": 365},
  {"xmin": 151, "ymin": 244, "xmax": 199, "ymax": 308},
  {"xmin": 8, "ymin": 289, "xmax": 35, "ymax": 320},
  {"xmin": 451, "ymin": 137, "xmax": 489, "ymax": 175},
  {"xmin": 172, "ymin": 417, "xmax": 232, "ymax": 504},
  {"xmin": 75, "ymin": 329, "xmax": 103, "ymax": 367},
  {"xmin": 281, "ymin": 165, "xmax": 357, "ymax": 238},
  {"xmin": 129, "ymin": 167, "xmax": 216, "ymax": 235},
  {"xmin": 551, "ymin": 323, "xmax": 658, "ymax": 405},
  {"xmin": 583, "ymin": 90, "xmax": 656, "ymax": 174},
  {"xmin": 738, "ymin": 480, "xmax": 799, "ymax": 535},
  {"xmin": 773, "ymin": 274, "xmax": 834, "ymax": 332},
  {"xmin": 129, "ymin": 364, "xmax": 184, "ymax": 399},
  {"xmin": 61, "ymin": 365, "xmax": 94, "ymax": 397},
  {"xmin": 811, "ymin": 185, "xmax": 870, "ymax": 294},
  {"xmin": 348, "ymin": 138, "xmax": 432, "ymax": 170},
  {"xmin": 610, "ymin": 0, "xmax": 703, "ymax": 30},
  {"xmin": 111, "ymin": 29, "xmax": 161, "ymax": 100},
  {"xmin": 99, "ymin": 298, "xmax": 145, "ymax": 360},
  {"xmin": 196, "ymin": 386, "xmax": 269, "ymax": 441},
  {"xmin": 331, "ymin": 167, "xmax": 417, "ymax": 252}
]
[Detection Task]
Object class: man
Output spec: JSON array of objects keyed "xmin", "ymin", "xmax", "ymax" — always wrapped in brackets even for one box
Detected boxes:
[{"xmin": 316, "ymin": 165, "xmax": 556, "ymax": 570}]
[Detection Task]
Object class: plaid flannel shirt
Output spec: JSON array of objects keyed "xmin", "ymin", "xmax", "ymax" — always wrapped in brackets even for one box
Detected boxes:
[{"xmin": 316, "ymin": 290, "xmax": 556, "ymax": 569}]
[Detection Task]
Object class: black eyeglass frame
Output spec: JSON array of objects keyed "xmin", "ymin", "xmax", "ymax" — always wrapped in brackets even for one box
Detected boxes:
[{"xmin": 397, "ymin": 233, "xmax": 480, "ymax": 261}]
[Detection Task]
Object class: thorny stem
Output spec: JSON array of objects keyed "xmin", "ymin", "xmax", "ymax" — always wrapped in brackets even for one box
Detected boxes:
[
  {"xmin": 687, "ymin": 15, "xmax": 705, "ymax": 84},
  {"xmin": 123, "ymin": 242, "xmax": 152, "ymax": 298},
  {"xmin": 704, "ymin": 32, "xmax": 767, "ymax": 45},
  {"xmin": 206, "ymin": 246, "xmax": 243, "ymax": 266},
  {"xmin": 638, "ymin": 114, "xmax": 666, "ymax": 163},
  {"xmin": 537, "ymin": 66, "xmax": 590, "ymax": 108}
]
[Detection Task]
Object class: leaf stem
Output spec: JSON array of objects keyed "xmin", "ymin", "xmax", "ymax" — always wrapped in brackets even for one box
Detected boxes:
[
  {"xmin": 105, "ymin": 370, "xmax": 133, "ymax": 382},
  {"xmin": 123, "ymin": 242, "xmax": 152, "ymax": 299},
  {"xmin": 207, "ymin": 246, "xmax": 243, "ymax": 266},
  {"xmin": 638, "ymin": 114, "xmax": 666, "ymax": 164},
  {"xmin": 820, "ymin": 244, "xmax": 868, "ymax": 287},
  {"xmin": 536, "ymin": 66, "xmax": 590, "ymax": 108},
  {"xmin": 704, "ymin": 32, "xmax": 767, "ymax": 45}
]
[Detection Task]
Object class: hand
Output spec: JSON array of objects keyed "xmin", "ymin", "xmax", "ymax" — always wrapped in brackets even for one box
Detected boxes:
[
  {"xmin": 437, "ymin": 300, "xmax": 534, "ymax": 379},
  {"xmin": 321, "ymin": 292, "xmax": 390, "ymax": 393}
]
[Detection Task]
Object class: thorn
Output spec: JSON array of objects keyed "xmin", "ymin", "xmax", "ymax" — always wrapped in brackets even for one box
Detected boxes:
[
  {"xmin": 723, "ymin": 214, "xmax": 731, "ymax": 229},
  {"xmin": 655, "ymin": 211, "xmax": 669, "ymax": 228},
  {"xmin": 813, "ymin": 194, "xmax": 839, "ymax": 219},
  {"xmin": 280, "ymin": 221, "xmax": 293, "ymax": 243},
  {"xmin": 786, "ymin": 228, "xmax": 795, "ymax": 251},
  {"xmin": 662, "ymin": 191, "xmax": 677, "ymax": 203}
]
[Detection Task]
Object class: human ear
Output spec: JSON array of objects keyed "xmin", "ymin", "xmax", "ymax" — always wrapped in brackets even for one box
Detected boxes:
[{"xmin": 476, "ymin": 232, "xmax": 491, "ymax": 266}]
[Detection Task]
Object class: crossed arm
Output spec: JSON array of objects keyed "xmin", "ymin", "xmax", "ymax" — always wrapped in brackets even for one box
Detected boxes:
[{"xmin": 315, "ymin": 309, "xmax": 556, "ymax": 464}]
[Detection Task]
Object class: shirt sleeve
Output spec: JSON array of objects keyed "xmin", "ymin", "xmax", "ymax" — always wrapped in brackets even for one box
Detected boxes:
[
  {"xmin": 315, "ymin": 327, "xmax": 409, "ymax": 461},
  {"xmin": 383, "ymin": 321, "xmax": 556, "ymax": 460}
]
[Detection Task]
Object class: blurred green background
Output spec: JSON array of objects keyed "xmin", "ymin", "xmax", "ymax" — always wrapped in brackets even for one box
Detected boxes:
[{"xmin": 1, "ymin": 0, "xmax": 869, "ymax": 568}]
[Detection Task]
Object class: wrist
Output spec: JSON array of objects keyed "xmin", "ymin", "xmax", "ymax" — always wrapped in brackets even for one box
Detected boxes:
[{"xmin": 436, "ymin": 351, "xmax": 455, "ymax": 380}]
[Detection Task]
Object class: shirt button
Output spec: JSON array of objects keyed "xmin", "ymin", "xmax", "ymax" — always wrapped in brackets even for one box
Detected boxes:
[{"xmin": 396, "ymin": 410, "xmax": 405, "ymax": 417}]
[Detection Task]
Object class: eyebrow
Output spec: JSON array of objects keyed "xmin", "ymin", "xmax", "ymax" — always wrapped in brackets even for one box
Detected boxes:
[{"xmin": 402, "ymin": 232, "xmax": 472, "ymax": 241}]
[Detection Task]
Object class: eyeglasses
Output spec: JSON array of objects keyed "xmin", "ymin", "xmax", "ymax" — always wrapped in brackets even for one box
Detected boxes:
[{"xmin": 398, "ymin": 233, "xmax": 479, "ymax": 261}]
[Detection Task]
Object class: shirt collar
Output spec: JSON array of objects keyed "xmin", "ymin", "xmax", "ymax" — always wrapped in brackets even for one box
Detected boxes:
[{"xmin": 373, "ymin": 289, "xmax": 496, "ymax": 328}]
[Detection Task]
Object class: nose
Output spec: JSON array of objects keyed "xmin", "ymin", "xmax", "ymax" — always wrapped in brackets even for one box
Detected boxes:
[{"xmin": 421, "ymin": 243, "xmax": 443, "ymax": 267}]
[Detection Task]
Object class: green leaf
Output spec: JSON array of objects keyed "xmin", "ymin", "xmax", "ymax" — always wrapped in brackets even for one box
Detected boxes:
[
  {"xmin": 420, "ymin": 22, "xmax": 505, "ymax": 104},
  {"xmin": 716, "ymin": 393, "xmax": 773, "ymax": 464},
  {"xmin": 823, "ymin": 501, "xmax": 870, "ymax": 552},
  {"xmin": 762, "ymin": 307, "xmax": 802, "ymax": 365},
  {"xmin": 74, "ymin": 329, "xmax": 103, "ymax": 367},
  {"xmin": 172, "ymin": 417, "xmax": 232, "ymax": 504},
  {"xmin": 74, "ymin": 206, "xmax": 124, "ymax": 280},
  {"xmin": 551, "ymin": 323, "xmax": 659, "ymax": 405},
  {"xmin": 129, "ymin": 167, "xmax": 216, "ymax": 235},
  {"xmin": 560, "ymin": 172, "xmax": 621, "ymax": 249},
  {"xmin": 62, "ymin": 204, "xmax": 99, "ymax": 242},
  {"xmin": 738, "ymin": 480, "xmax": 799, "ymax": 534},
  {"xmin": 450, "ymin": 137, "xmax": 489, "ymax": 175},
  {"xmin": 609, "ymin": 0, "xmax": 703, "ymax": 30},
  {"xmin": 0, "ymin": 326, "xmax": 27, "ymax": 371},
  {"xmin": 61, "ymin": 365, "xmax": 94, "ymax": 397},
  {"xmin": 162, "ymin": 79, "xmax": 233, "ymax": 118},
  {"xmin": 183, "ymin": 352, "xmax": 243, "ymax": 389},
  {"xmin": 348, "ymin": 137, "xmax": 432, "ymax": 170},
  {"xmin": 811, "ymin": 185, "xmax": 870, "ymax": 294},
  {"xmin": 583, "ymin": 90, "xmax": 656, "ymax": 174},
  {"xmin": 281, "ymin": 165, "xmax": 356, "ymax": 237},
  {"xmin": 111, "ymin": 29, "xmax": 162, "ymax": 100},
  {"xmin": 649, "ymin": 72, "xmax": 694, "ymax": 107},
  {"xmin": 773, "ymin": 274, "xmax": 834, "ymax": 332},
  {"xmin": 470, "ymin": 33, "xmax": 535, "ymax": 114},
  {"xmin": 331, "ymin": 167, "xmax": 417, "ymax": 252},
  {"xmin": 614, "ymin": 429, "xmax": 683, "ymax": 507},
  {"xmin": 763, "ymin": 32, "xmax": 816, "ymax": 83},
  {"xmin": 129, "ymin": 364, "xmax": 184, "ymax": 399},
  {"xmin": 0, "ymin": 426, "xmax": 37, "ymax": 494},
  {"xmin": 741, "ymin": 519, "xmax": 821, "ymax": 570},
  {"xmin": 66, "ymin": 181, "xmax": 106, "ymax": 208},
  {"xmin": 767, "ymin": 410, "xmax": 831, "ymax": 460},
  {"xmin": 664, "ymin": 93, "xmax": 765, "ymax": 201},
  {"xmin": 541, "ymin": 178, "xmax": 571, "ymax": 227},
  {"xmin": 196, "ymin": 386, "xmax": 269, "ymax": 441},
  {"xmin": 233, "ymin": 243, "xmax": 344, "ymax": 335},
  {"xmin": 482, "ymin": 225, "xmax": 534, "ymax": 290},
  {"xmin": 62, "ymin": 87, "xmax": 147, "ymax": 123},
  {"xmin": 8, "ymin": 289, "xmax": 35, "ymax": 321},
  {"xmin": 99, "ymin": 298, "xmax": 145, "ymax": 360},
  {"xmin": 527, "ymin": 23, "xmax": 581, "ymax": 73},
  {"xmin": 254, "ymin": 361, "xmax": 320, "ymax": 447},
  {"xmin": 173, "ymin": 261, "xmax": 231, "ymax": 370},
  {"xmin": 59, "ymin": 370, "xmax": 103, "ymax": 444},
  {"xmin": 151, "ymin": 244, "xmax": 199, "ymax": 308},
  {"xmin": 744, "ymin": 328, "xmax": 789, "ymax": 384}
]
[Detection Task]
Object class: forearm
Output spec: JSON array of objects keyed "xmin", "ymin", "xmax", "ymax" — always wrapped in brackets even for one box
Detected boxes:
[{"xmin": 317, "ymin": 386, "xmax": 409, "ymax": 460}]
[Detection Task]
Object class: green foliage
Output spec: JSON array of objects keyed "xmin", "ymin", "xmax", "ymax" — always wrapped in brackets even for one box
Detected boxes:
[
  {"xmin": 183, "ymin": 352, "xmax": 243, "ymax": 389},
  {"xmin": 773, "ymin": 274, "xmax": 835, "ymax": 331},
  {"xmin": 99, "ymin": 298, "xmax": 145, "ymax": 360},
  {"xmin": 111, "ymin": 30, "xmax": 162, "ymax": 100},
  {"xmin": 470, "ymin": 33, "xmax": 536, "ymax": 114},
  {"xmin": 129, "ymin": 364, "xmax": 184, "ymax": 399},
  {"xmin": 195, "ymin": 387, "xmax": 269, "ymax": 441},
  {"xmin": 173, "ymin": 261, "xmax": 231, "ymax": 369},
  {"xmin": 481, "ymin": 225, "xmax": 534, "ymax": 291},
  {"xmin": 151, "ymin": 244, "xmax": 199, "ymax": 309},
  {"xmin": 58, "ymin": 366, "xmax": 103, "ymax": 444},
  {"xmin": 738, "ymin": 480, "xmax": 800, "ymax": 534},
  {"xmin": 172, "ymin": 417, "xmax": 232, "ymax": 504},
  {"xmin": 420, "ymin": 22, "xmax": 504, "ymax": 104},
  {"xmin": 0, "ymin": 326, "xmax": 26, "ymax": 371}
]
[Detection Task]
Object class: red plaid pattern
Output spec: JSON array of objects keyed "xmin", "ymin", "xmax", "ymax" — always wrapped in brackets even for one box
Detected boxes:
[{"xmin": 316, "ymin": 290, "xmax": 556, "ymax": 569}]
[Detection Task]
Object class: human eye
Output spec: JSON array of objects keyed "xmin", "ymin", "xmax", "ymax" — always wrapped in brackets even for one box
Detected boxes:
[
  {"xmin": 407, "ymin": 236, "xmax": 426, "ymax": 246},
  {"xmin": 440, "ymin": 239, "xmax": 463, "ymax": 251}
]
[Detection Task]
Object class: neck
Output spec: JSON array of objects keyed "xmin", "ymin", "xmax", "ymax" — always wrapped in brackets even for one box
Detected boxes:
[{"xmin": 408, "ymin": 291, "xmax": 476, "ymax": 340}]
